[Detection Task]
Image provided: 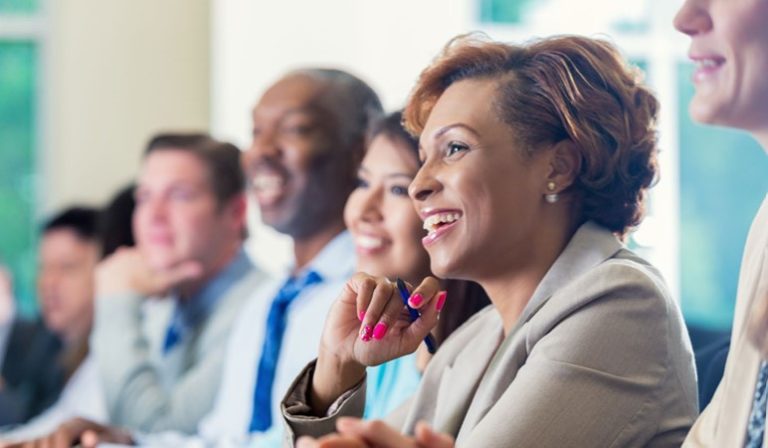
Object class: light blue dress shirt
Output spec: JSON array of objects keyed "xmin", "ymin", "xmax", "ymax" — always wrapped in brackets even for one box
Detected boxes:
[{"xmin": 163, "ymin": 249, "xmax": 253, "ymax": 354}]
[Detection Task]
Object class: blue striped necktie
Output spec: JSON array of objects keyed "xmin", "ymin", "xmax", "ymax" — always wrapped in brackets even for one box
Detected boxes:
[
  {"xmin": 745, "ymin": 360, "xmax": 768, "ymax": 447},
  {"xmin": 248, "ymin": 270, "xmax": 323, "ymax": 432}
]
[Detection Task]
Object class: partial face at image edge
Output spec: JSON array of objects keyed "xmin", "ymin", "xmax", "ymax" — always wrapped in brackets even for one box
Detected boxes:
[{"xmin": 674, "ymin": 0, "xmax": 768, "ymax": 134}]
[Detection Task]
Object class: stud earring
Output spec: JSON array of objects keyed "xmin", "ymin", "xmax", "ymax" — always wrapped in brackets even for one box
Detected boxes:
[{"xmin": 545, "ymin": 181, "xmax": 559, "ymax": 204}]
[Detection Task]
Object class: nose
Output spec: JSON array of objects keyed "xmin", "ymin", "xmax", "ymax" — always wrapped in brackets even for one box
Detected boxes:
[
  {"xmin": 673, "ymin": 0, "xmax": 712, "ymax": 36},
  {"xmin": 358, "ymin": 185, "xmax": 384, "ymax": 224},
  {"xmin": 247, "ymin": 128, "xmax": 281, "ymax": 162},
  {"xmin": 409, "ymin": 160, "xmax": 442, "ymax": 204},
  {"xmin": 37, "ymin": 269, "xmax": 59, "ymax": 297},
  {"xmin": 138, "ymin": 195, "xmax": 168, "ymax": 226}
]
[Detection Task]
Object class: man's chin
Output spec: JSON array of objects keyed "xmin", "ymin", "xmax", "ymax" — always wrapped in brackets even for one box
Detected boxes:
[{"xmin": 146, "ymin": 255, "xmax": 183, "ymax": 272}]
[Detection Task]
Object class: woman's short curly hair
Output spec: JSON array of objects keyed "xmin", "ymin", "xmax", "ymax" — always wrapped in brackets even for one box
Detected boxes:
[{"xmin": 404, "ymin": 34, "xmax": 659, "ymax": 236}]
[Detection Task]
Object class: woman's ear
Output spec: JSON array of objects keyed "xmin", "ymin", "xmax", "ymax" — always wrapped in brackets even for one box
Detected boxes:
[{"xmin": 545, "ymin": 139, "xmax": 581, "ymax": 193}]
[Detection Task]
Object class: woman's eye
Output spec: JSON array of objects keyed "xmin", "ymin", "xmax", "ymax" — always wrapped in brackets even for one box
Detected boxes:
[
  {"xmin": 355, "ymin": 177, "xmax": 369, "ymax": 189},
  {"xmin": 389, "ymin": 185, "xmax": 409, "ymax": 196},
  {"xmin": 446, "ymin": 141, "xmax": 469, "ymax": 157}
]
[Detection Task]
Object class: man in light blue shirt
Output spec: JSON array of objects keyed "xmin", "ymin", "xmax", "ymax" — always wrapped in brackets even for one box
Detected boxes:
[{"xmin": 197, "ymin": 69, "xmax": 384, "ymax": 446}]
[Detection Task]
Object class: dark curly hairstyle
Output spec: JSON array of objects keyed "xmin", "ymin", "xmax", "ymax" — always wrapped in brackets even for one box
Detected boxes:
[{"xmin": 404, "ymin": 34, "xmax": 659, "ymax": 236}]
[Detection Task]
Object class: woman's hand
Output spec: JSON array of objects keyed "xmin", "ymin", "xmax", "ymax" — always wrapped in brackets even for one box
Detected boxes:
[
  {"xmin": 311, "ymin": 273, "xmax": 444, "ymax": 414},
  {"xmin": 296, "ymin": 418, "xmax": 454, "ymax": 448}
]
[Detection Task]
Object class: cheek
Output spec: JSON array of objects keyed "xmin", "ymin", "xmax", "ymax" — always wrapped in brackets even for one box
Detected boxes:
[
  {"xmin": 343, "ymin": 193, "xmax": 363, "ymax": 229},
  {"xmin": 286, "ymin": 142, "xmax": 317, "ymax": 174},
  {"xmin": 174, "ymin": 206, "xmax": 214, "ymax": 239},
  {"xmin": 390, "ymin": 208, "xmax": 429, "ymax": 266},
  {"xmin": 132, "ymin": 211, "xmax": 150, "ymax": 242}
]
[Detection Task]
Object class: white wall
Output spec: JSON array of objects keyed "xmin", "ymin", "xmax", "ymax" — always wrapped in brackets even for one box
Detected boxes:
[
  {"xmin": 211, "ymin": 0, "xmax": 475, "ymax": 272},
  {"xmin": 45, "ymin": 0, "xmax": 210, "ymax": 212}
]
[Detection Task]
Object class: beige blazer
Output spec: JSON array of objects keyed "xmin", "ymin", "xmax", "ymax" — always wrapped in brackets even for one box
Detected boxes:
[
  {"xmin": 684, "ymin": 195, "xmax": 768, "ymax": 447},
  {"xmin": 282, "ymin": 222, "xmax": 699, "ymax": 447}
]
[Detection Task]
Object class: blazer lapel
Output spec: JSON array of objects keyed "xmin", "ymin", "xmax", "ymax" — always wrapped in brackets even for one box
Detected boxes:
[
  {"xmin": 417, "ymin": 313, "xmax": 504, "ymax": 437},
  {"xmin": 520, "ymin": 222, "xmax": 623, "ymax": 325},
  {"xmin": 458, "ymin": 222, "xmax": 624, "ymax": 440}
]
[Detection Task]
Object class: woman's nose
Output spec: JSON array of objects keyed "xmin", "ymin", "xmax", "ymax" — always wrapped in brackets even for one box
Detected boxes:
[
  {"xmin": 673, "ymin": 0, "xmax": 713, "ymax": 37},
  {"xmin": 359, "ymin": 186, "xmax": 384, "ymax": 223},
  {"xmin": 409, "ymin": 161, "xmax": 442, "ymax": 203}
]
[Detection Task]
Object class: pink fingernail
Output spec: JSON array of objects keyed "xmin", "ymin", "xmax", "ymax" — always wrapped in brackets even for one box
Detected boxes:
[
  {"xmin": 435, "ymin": 291, "xmax": 447, "ymax": 311},
  {"xmin": 360, "ymin": 325, "xmax": 373, "ymax": 342},
  {"xmin": 358, "ymin": 310, "xmax": 366, "ymax": 321},
  {"xmin": 372, "ymin": 322, "xmax": 388, "ymax": 340},
  {"xmin": 409, "ymin": 293, "xmax": 423, "ymax": 307}
]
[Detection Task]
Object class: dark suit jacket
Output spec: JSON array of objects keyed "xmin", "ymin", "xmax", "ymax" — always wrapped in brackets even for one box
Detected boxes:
[{"xmin": 0, "ymin": 319, "xmax": 64, "ymax": 425}]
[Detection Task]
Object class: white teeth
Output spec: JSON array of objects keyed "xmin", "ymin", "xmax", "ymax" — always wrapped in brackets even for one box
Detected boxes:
[
  {"xmin": 697, "ymin": 59, "xmax": 721, "ymax": 68},
  {"xmin": 251, "ymin": 175, "xmax": 284, "ymax": 192},
  {"xmin": 356, "ymin": 235, "xmax": 384, "ymax": 249},
  {"xmin": 422, "ymin": 212, "xmax": 461, "ymax": 234}
]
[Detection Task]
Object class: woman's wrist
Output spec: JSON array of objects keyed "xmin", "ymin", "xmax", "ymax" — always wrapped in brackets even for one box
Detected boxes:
[{"xmin": 310, "ymin": 349, "xmax": 366, "ymax": 416}]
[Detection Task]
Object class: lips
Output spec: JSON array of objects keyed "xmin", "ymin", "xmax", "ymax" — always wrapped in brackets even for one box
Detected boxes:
[
  {"xmin": 250, "ymin": 168, "xmax": 288, "ymax": 208},
  {"xmin": 419, "ymin": 209, "xmax": 463, "ymax": 247},
  {"xmin": 690, "ymin": 53, "xmax": 726, "ymax": 83},
  {"xmin": 353, "ymin": 233, "xmax": 389, "ymax": 255}
]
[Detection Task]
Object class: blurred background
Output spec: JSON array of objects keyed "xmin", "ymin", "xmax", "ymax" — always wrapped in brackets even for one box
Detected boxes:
[{"xmin": 1, "ymin": 0, "xmax": 766, "ymax": 332}]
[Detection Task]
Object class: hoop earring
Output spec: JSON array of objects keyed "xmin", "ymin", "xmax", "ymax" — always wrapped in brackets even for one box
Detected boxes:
[{"xmin": 545, "ymin": 181, "xmax": 559, "ymax": 204}]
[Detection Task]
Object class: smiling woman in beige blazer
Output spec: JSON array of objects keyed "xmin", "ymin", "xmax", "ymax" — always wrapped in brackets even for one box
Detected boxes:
[
  {"xmin": 282, "ymin": 35, "xmax": 698, "ymax": 448},
  {"xmin": 674, "ymin": 0, "xmax": 768, "ymax": 446}
]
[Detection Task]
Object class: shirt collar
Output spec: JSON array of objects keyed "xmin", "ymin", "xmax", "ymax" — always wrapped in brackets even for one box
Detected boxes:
[
  {"xmin": 175, "ymin": 248, "xmax": 254, "ymax": 329},
  {"xmin": 288, "ymin": 230, "xmax": 356, "ymax": 282}
]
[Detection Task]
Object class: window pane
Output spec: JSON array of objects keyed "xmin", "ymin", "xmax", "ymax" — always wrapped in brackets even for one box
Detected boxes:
[
  {"xmin": 479, "ymin": 0, "xmax": 534, "ymax": 24},
  {"xmin": 0, "ymin": 0, "xmax": 38, "ymax": 14},
  {"xmin": 479, "ymin": 0, "xmax": 649, "ymax": 32},
  {"xmin": 677, "ymin": 62, "xmax": 768, "ymax": 330},
  {"xmin": 0, "ymin": 41, "xmax": 37, "ymax": 316}
]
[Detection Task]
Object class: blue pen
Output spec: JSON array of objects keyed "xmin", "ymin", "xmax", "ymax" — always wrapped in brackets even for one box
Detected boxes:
[{"xmin": 395, "ymin": 278, "xmax": 437, "ymax": 354}]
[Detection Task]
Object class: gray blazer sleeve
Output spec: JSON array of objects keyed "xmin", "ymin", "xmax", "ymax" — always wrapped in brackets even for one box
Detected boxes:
[{"xmin": 282, "ymin": 360, "xmax": 367, "ymax": 443}]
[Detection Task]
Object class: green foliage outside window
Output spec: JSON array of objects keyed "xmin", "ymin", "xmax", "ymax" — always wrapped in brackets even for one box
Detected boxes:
[
  {"xmin": 0, "ymin": 41, "xmax": 38, "ymax": 316},
  {"xmin": 479, "ymin": 0, "xmax": 535, "ymax": 24},
  {"xmin": 0, "ymin": 0, "xmax": 38, "ymax": 14}
]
